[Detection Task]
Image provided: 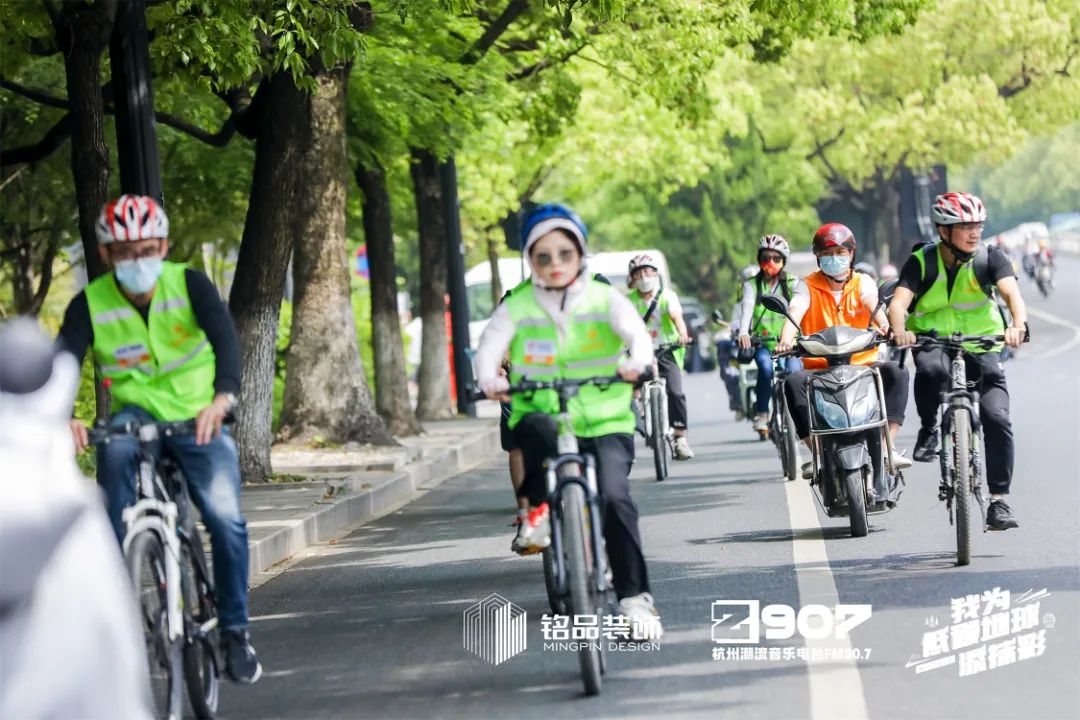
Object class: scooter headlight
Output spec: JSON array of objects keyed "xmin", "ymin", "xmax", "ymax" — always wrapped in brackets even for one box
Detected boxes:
[
  {"xmin": 814, "ymin": 393, "xmax": 848, "ymax": 429},
  {"xmin": 847, "ymin": 391, "xmax": 880, "ymax": 426}
]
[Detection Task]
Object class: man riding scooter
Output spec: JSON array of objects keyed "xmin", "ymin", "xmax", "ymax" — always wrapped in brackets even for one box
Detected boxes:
[{"xmin": 775, "ymin": 224, "xmax": 913, "ymax": 478}]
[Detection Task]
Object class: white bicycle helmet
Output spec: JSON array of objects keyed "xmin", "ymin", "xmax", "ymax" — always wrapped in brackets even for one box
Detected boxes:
[
  {"xmin": 95, "ymin": 195, "xmax": 170, "ymax": 245},
  {"xmin": 931, "ymin": 192, "xmax": 987, "ymax": 225},
  {"xmin": 758, "ymin": 234, "xmax": 790, "ymax": 259}
]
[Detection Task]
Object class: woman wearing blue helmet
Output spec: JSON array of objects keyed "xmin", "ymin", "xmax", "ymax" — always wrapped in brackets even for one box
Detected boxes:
[{"xmin": 474, "ymin": 203, "xmax": 664, "ymax": 640}]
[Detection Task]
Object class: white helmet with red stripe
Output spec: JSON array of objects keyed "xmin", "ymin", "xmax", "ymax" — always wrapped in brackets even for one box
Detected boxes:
[
  {"xmin": 931, "ymin": 192, "xmax": 987, "ymax": 225},
  {"xmin": 95, "ymin": 194, "xmax": 170, "ymax": 245},
  {"xmin": 758, "ymin": 234, "xmax": 790, "ymax": 259}
]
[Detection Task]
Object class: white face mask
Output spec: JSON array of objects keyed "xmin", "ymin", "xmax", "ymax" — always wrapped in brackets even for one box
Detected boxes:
[{"xmin": 635, "ymin": 276, "xmax": 659, "ymax": 293}]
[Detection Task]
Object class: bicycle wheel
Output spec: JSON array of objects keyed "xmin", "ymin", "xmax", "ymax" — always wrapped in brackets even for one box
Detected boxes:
[
  {"xmin": 128, "ymin": 531, "xmax": 182, "ymax": 720},
  {"xmin": 542, "ymin": 545, "xmax": 568, "ymax": 616},
  {"xmin": 562, "ymin": 483, "xmax": 602, "ymax": 696},
  {"xmin": 782, "ymin": 405, "xmax": 799, "ymax": 482},
  {"xmin": 650, "ymin": 389, "xmax": 667, "ymax": 481},
  {"xmin": 844, "ymin": 468, "xmax": 869, "ymax": 538},
  {"xmin": 952, "ymin": 409, "xmax": 973, "ymax": 566},
  {"xmin": 182, "ymin": 528, "xmax": 220, "ymax": 719}
]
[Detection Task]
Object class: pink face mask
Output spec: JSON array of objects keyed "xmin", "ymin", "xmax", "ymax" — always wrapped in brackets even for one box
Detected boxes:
[{"xmin": 759, "ymin": 260, "xmax": 782, "ymax": 277}]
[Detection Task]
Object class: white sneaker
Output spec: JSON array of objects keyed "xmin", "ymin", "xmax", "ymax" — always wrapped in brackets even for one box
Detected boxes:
[
  {"xmin": 510, "ymin": 503, "xmax": 550, "ymax": 555},
  {"xmin": 801, "ymin": 461, "xmax": 814, "ymax": 479},
  {"xmin": 674, "ymin": 437, "xmax": 694, "ymax": 460},
  {"xmin": 753, "ymin": 413, "xmax": 768, "ymax": 432},
  {"xmin": 619, "ymin": 592, "xmax": 664, "ymax": 641}
]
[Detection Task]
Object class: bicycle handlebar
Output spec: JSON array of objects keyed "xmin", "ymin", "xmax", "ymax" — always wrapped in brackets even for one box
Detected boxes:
[
  {"xmin": 467, "ymin": 375, "xmax": 630, "ymax": 403},
  {"xmin": 88, "ymin": 415, "xmax": 234, "ymax": 446}
]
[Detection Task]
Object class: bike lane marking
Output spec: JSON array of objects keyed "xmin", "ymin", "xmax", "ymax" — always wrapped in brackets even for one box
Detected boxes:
[
  {"xmin": 785, "ymin": 469, "xmax": 870, "ymax": 720},
  {"xmin": 1025, "ymin": 306, "xmax": 1080, "ymax": 360}
]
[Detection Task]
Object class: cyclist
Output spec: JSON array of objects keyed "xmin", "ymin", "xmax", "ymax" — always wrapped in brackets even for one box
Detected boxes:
[
  {"xmin": 776, "ymin": 223, "xmax": 913, "ymax": 475},
  {"xmin": 736, "ymin": 235, "xmax": 801, "ymax": 435},
  {"xmin": 627, "ymin": 253, "xmax": 694, "ymax": 459},
  {"xmin": 57, "ymin": 195, "xmax": 262, "ymax": 683},
  {"xmin": 888, "ymin": 192, "xmax": 1027, "ymax": 530},
  {"xmin": 474, "ymin": 203, "xmax": 663, "ymax": 640}
]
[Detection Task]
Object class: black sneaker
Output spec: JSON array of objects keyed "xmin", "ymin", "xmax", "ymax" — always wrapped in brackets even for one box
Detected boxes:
[
  {"xmin": 913, "ymin": 427, "xmax": 939, "ymax": 462},
  {"xmin": 223, "ymin": 629, "xmax": 263, "ymax": 684},
  {"xmin": 987, "ymin": 500, "xmax": 1019, "ymax": 531}
]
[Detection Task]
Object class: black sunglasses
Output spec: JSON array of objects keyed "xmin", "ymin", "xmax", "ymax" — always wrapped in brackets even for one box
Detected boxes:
[{"xmin": 533, "ymin": 248, "xmax": 578, "ymax": 268}]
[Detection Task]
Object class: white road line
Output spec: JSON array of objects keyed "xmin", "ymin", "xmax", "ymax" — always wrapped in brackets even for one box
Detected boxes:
[
  {"xmin": 1026, "ymin": 306, "xmax": 1080, "ymax": 360},
  {"xmin": 785, "ymin": 473, "xmax": 870, "ymax": 720}
]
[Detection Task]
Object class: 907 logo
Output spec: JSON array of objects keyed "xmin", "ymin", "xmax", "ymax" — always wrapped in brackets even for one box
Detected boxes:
[{"xmin": 711, "ymin": 601, "xmax": 872, "ymax": 644}]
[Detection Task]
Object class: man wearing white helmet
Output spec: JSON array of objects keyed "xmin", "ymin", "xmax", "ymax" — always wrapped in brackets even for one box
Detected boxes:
[
  {"xmin": 889, "ymin": 192, "xmax": 1028, "ymax": 531},
  {"xmin": 56, "ymin": 195, "xmax": 262, "ymax": 683},
  {"xmin": 627, "ymin": 253, "xmax": 695, "ymax": 459}
]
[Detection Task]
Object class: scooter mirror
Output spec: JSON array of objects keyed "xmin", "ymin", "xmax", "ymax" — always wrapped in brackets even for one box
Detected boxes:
[{"xmin": 760, "ymin": 294, "xmax": 789, "ymax": 315}]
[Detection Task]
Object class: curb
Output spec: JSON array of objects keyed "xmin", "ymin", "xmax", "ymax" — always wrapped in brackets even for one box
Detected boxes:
[{"xmin": 246, "ymin": 422, "xmax": 500, "ymax": 583}]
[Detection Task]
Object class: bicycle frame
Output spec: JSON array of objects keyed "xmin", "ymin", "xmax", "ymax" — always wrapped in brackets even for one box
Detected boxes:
[{"xmin": 934, "ymin": 344, "xmax": 986, "ymax": 525}]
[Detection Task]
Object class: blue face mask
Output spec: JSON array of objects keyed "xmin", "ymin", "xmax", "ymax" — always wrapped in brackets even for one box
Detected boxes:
[
  {"xmin": 114, "ymin": 257, "xmax": 164, "ymax": 294},
  {"xmin": 819, "ymin": 254, "xmax": 851, "ymax": 279}
]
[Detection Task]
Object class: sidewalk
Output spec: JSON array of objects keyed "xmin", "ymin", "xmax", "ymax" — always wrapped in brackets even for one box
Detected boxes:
[{"xmin": 241, "ymin": 416, "xmax": 500, "ymax": 585}]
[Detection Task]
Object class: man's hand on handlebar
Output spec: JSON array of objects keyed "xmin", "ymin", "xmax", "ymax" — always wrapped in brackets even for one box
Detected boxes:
[
  {"xmin": 195, "ymin": 393, "xmax": 234, "ymax": 446},
  {"xmin": 892, "ymin": 329, "xmax": 917, "ymax": 348},
  {"xmin": 618, "ymin": 365, "xmax": 644, "ymax": 384},
  {"xmin": 738, "ymin": 333, "xmax": 752, "ymax": 350},
  {"xmin": 70, "ymin": 419, "xmax": 89, "ymax": 454},
  {"xmin": 1004, "ymin": 326, "xmax": 1025, "ymax": 349},
  {"xmin": 774, "ymin": 339, "xmax": 793, "ymax": 355}
]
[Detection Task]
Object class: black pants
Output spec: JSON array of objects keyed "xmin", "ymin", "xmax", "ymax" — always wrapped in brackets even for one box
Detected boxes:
[
  {"xmin": 658, "ymin": 352, "xmax": 688, "ymax": 430},
  {"xmin": 512, "ymin": 413, "xmax": 650, "ymax": 599},
  {"xmin": 785, "ymin": 362, "xmax": 909, "ymax": 440},
  {"xmin": 716, "ymin": 339, "xmax": 741, "ymax": 410},
  {"xmin": 914, "ymin": 348, "xmax": 1013, "ymax": 494}
]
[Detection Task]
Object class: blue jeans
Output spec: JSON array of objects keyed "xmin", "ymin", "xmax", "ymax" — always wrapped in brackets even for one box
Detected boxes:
[
  {"xmin": 754, "ymin": 347, "xmax": 801, "ymax": 414},
  {"xmin": 97, "ymin": 406, "xmax": 250, "ymax": 630}
]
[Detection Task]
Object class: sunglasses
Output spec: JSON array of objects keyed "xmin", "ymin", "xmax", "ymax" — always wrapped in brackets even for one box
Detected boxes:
[
  {"xmin": 759, "ymin": 253, "xmax": 784, "ymax": 263},
  {"xmin": 533, "ymin": 248, "xmax": 578, "ymax": 268}
]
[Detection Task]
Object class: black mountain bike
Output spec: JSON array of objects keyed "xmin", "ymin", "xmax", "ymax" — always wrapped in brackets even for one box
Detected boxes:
[
  {"xmin": 766, "ymin": 354, "xmax": 800, "ymax": 481},
  {"xmin": 90, "ymin": 418, "xmax": 221, "ymax": 719},
  {"xmin": 912, "ymin": 332, "xmax": 1024, "ymax": 566}
]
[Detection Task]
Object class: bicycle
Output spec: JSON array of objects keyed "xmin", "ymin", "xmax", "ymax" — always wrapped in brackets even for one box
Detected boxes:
[
  {"xmin": 90, "ymin": 418, "xmax": 222, "ymax": 719},
  {"xmin": 766, "ymin": 353, "xmax": 800, "ymax": 482},
  {"xmin": 472, "ymin": 376, "xmax": 625, "ymax": 696},
  {"xmin": 911, "ymin": 332, "xmax": 1024, "ymax": 566},
  {"xmin": 638, "ymin": 343, "xmax": 682, "ymax": 482}
]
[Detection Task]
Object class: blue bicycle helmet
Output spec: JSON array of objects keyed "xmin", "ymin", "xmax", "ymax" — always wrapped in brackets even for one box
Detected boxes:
[{"xmin": 520, "ymin": 203, "xmax": 588, "ymax": 257}]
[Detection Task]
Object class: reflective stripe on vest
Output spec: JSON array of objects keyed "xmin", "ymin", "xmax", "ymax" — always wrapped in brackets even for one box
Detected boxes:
[
  {"xmin": 908, "ymin": 246, "xmax": 1005, "ymax": 351},
  {"xmin": 798, "ymin": 271, "xmax": 878, "ymax": 369},
  {"xmin": 506, "ymin": 280, "xmax": 634, "ymax": 437},
  {"xmin": 86, "ymin": 262, "xmax": 217, "ymax": 421}
]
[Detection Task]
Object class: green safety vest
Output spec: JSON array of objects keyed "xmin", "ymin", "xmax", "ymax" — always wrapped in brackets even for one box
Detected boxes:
[
  {"xmin": 749, "ymin": 275, "xmax": 796, "ymax": 349},
  {"xmin": 630, "ymin": 287, "xmax": 685, "ymax": 366},
  {"xmin": 908, "ymin": 245, "xmax": 1005, "ymax": 352},
  {"xmin": 86, "ymin": 261, "xmax": 217, "ymax": 421},
  {"xmin": 505, "ymin": 279, "xmax": 634, "ymax": 437}
]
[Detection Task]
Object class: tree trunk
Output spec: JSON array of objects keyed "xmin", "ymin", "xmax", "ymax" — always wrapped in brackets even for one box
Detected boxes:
[
  {"xmin": 487, "ymin": 229, "xmax": 503, "ymax": 307},
  {"xmin": 357, "ymin": 161, "xmax": 423, "ymax": 436},
  {"xmin": 228, "ymin": 73, "xmax": 310, "ymax": 483},
  {"xmin": 410, "ymin": 148, "xmax": 454, "ymax": 420},
  {"xmin": 56, "ymin": 2, "xmax": 114, "ymax": 283},
  {"xmin": 278, "ymin": 67, "xmax": 392, "ymax": 446},
  {"xmin": 863, "ymin": 181, "xmax": 902, "ymax": 266}
]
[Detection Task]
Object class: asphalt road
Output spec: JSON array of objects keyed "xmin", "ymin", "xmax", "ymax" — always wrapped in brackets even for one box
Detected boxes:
[{"xmin": 221, "ymin": 257, "xmax": 1080, "ymax": 720}]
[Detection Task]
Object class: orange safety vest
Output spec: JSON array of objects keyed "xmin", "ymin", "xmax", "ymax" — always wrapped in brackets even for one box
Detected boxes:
[{"xmin": 798, "ymin": 270, "xmax": 878, "ymax": 369}]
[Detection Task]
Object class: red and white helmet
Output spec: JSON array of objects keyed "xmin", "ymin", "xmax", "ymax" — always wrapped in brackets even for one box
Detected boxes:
[
  {"xmin": 95, "ymin": 194, "xmax": 170, "ymax": 245},
  {"xmin": 627, "ymin": 253, "xmax": 659, "ymax": 277},
  {"xmin": 931, "ymin": 192, "xmax": 987, "ymax": 226},
  {"xmin": 812, "ymin": 223, "xmax": 856, "ymax": 255},
  {"xmin": 758, "ymin": 234, "xmax": 790, "ymax": 259}
]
